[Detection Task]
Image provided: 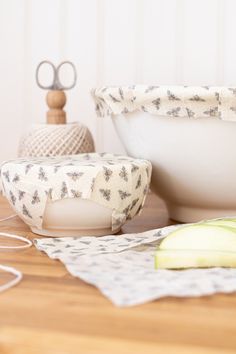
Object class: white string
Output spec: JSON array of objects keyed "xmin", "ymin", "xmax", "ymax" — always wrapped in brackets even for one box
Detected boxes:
[
  {"xmin": 0, "ymin": 214, "xmax": 17, "ymax": 222},
  {"xmin": 0, "ymin": 264, "xmax": 22, "ymax": 292},
  {"xmin": 0, "ymin": 214, "xmax": 32, "ymax": 292},
  {"xmin": 0, "ymin": 232, "xmax": 32, "ymax": 249}
]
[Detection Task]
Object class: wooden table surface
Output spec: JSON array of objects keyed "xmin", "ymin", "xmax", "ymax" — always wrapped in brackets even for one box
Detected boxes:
[{"xmin": 0, "ymin": 193, "xmax": 236, "ymax": 354}]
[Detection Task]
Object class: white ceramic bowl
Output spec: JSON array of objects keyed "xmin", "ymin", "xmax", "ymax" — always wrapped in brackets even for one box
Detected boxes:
[
  {"xmin": 112, "ymin": 111, "xmax": 236, "ymax": 222},
  {"xmin": 31, "ymin": 198, "xmax": 113, "ymax": 237}
]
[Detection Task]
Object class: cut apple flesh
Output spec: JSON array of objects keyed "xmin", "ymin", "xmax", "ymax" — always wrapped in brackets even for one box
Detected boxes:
[
  {"xmin": 155, "ymin": 250, "xmax": 236, "ymax": 269},
  {"xmin": 159, "ymin": 224, "xmax": 236, "ymax": 252},
  {"xmin": 155, "ymin": 221, "xmax": 236, "ymax": 269}
]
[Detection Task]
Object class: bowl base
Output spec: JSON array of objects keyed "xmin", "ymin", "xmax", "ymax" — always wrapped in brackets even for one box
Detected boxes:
[
  {"xmin": 30, "ymin": 226, "xmax": 120, "ymax": 237},
  {"xmin": 167, "ymin": 204, "xmax": 236, "ymax": 223}
]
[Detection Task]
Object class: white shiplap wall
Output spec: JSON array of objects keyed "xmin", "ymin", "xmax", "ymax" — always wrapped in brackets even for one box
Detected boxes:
[{"xmin": 0, "ymin": 0, "xmax": 236, "ymax": 162}]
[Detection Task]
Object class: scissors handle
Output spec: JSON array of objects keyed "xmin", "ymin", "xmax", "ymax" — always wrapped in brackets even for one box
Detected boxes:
[
  {"xmin": 57, "ymin": 61, "xmax": 77, "ymax": 90},
  {"xmin": 36, "ymin": 60, "xmax": 77, "ymax": 90}
]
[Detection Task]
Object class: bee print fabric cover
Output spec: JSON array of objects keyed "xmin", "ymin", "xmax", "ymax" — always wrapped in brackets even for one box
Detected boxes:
[
  {"xmin": 35, "ymin": 224, "xmax": 236, "ymax": 307},
  {"xmin": 0, "ymin": 153, "xmax": 151, "ymax": 231},
  {"xmin": 92, "ymin": 85, "xmax": 236, "ymax": 121}
]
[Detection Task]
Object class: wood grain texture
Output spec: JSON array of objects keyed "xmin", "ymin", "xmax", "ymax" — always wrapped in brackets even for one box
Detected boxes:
[
  {"xmin": 0, "ymin": 194, "xmax": 236, "ymax": 354},
  {"xmin": 46, "ymin": 90, "xmax": 66, "ymax": 124}
]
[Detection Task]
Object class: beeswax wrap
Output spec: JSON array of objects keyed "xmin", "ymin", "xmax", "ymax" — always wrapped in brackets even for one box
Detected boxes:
[
  {"xmin": 0, "ymin": 153, "xmax": 151, "ymax": 231},
  {"xmin": 92, "ymin": 85, "xmax": 236, "ymax": 121},
  {"xmin": 35, "ymin": 225, "xmax": 236, "ymax": 307}
]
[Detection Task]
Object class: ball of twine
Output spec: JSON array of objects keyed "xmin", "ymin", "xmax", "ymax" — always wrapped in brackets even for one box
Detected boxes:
[{"xmin": 18, "ymin": 123, "xmax": 95, "ymax": 157}]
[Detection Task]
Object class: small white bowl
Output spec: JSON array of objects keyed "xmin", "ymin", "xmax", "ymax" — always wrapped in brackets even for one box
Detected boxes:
[
  {"xmin": 32, "ymin": 198, "xmax": 114, "ymax": 237},
  {"xmin": 1, "ymin": 153, "xmax": 151, "ymax": 237}
]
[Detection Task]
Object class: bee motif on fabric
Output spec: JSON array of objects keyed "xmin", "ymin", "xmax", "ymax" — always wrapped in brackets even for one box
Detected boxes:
[
  {"xmin": 145, "ymin": 86, "xmax": 159, "ymax": 93},
  {"xmin": 203, "ymin": 107, "xmax": 218, "ymax": 117},
  {"xmin": 167, "ymin": 90, "xmax": 180, "ymax": 101},
  {"xmin": 122, "ymin": 205, "xmax": 130, "ymax": 217},
  {"xmin": 103, "ymin": 166, "xmax": 113, "ymax": 182},
  {"xmin": 61, "ymin": 182, "xmax": 68, "ymax": 198},
  {"xmin": 141, "ymin": 105, "xmax": 148, "ymax": 112},
  {"xmin": 152, "ymin": 98, "xmax": 160, "ymax": 110},
  {"xmin": 99, "ymin": 153, "xmax": 108, "ymax": 157},
  {"xmin": 18, "ymin": 190, "xmax": 26, "ymax": 201},
  {"xmin": 167, "ymin": 107, "xmax": 181, "ymax": 117},
  {"xmin": 12, "ymin": 174, "xmax": 20, "ymax": 183},
  {"xmin": 189, "ymin": 95, "xmax": 205, "ymax": 102},
  {"xmin": 83, "ymin": 154, "xmax": 91, "ymax": 160},
  {"xmin": 99, "ymin": 188, "xmax": 111, "ymax": 201},
  {"xmin": 215, "ymin": 92, "xmax": 220, "ymax": 104},
  {"xmin": 22, "ymin": 204, "xmax": 32, "ymax": 218},
  {"xmin": 131, "ymin": 164, "xmax": 139, "ymax": 173},
  {"xmin": 122, "ymin": 107, "xmax": 129, "ymax": 114},
  {"xmin": 66, "ymin": 172, "xmax": 84, "ymax": 181},
  {"xmin": 118, "ymin": 190, "xmax": 131, "ymax": 200},
  {"xmin": 3, "ymin": 171, "xmax": 10, "ymax": 182},
  {"xmin": 38, "ymin": 167, "xmax": 48, "ymax": 181},
  {"xmin": 54, "ymin": 165, "xmax": 61, "ymax": 173},
  {"xmin": 25, "ymin": 164, "xmax": 33, "ymax": 174},
  {"xmin": 9, "ymin": 191, "xmax": 16, "ymax": 205},
  {"xmin": 71, "ymin": 189, "xmax": 82, "ymax": 198},
  {"xmin": 119, "ymin": 166, "xmax": 128, "ymax": 182},
  {"xmin": 32, "ymin": 190, "xmax": 40, "ymax": 204},
  {"xmin": 186, "ymin": 108, "xmax": 195, "ymax": 118},
  {"xmin": 135, "ymin": 175, "xmax": 142, "ymax": 189}
]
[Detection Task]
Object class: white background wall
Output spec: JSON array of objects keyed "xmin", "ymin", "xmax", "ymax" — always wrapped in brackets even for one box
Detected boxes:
[{"xmin": 1, "ymin": 0, "xmax": 236, "ymax": 162}]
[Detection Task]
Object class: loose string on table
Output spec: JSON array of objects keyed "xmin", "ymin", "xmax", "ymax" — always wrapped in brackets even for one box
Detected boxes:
[{"xmin": 0, "ymin": 214, "xmax": 32, "ymax": 292}]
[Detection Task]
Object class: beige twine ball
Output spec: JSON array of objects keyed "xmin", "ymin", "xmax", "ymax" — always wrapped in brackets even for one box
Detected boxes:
[{"xmin": 18, "ymin": 123, "xmax": 95, "ymax": 157}]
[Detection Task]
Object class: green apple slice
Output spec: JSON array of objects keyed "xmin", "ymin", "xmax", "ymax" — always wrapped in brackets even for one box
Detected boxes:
[
  {"xmin": 159, "ymin": 224, "xmax": 236, "ymax": 252},
  {"xmin": 155, "ymin": 250, "xmax": 236, "ymax": 269},
  {"xmin": 203, "ymin": 219, "xmax": 236, "ymax": 229}
]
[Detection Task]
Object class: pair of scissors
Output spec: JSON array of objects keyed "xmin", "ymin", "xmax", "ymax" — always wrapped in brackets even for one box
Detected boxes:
[{"xmin": 36, "ymin": 60, "xmax": 77, "ymax": 90}]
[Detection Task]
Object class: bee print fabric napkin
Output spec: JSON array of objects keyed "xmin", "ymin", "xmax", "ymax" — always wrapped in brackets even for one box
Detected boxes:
[
  {"xmin": 0, "ymin": 153, "xmax": 151, "ymax": 232},
  {"xmin": 92, "ymin": 85, "xmax": 236, "ymax": 121},
  {"xmin": 35, "ymin": 225, "xmax": 236, "ymax": 307}
]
